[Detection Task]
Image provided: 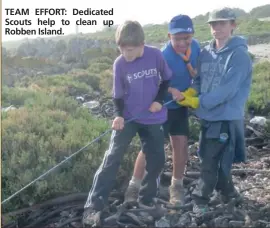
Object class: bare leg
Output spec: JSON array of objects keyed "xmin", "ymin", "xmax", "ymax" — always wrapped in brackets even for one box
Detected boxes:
[
  {"xmin": 124, "ymin": 150, "xmax": 146, "ymax": 202},
  {"xmin": 169, "ymin": 135, "xmax": 188, "ymax": 205},
  {"xmin": 170, "ymin": 135, "xmax": 188, "ymax": 180},
  {"xmin": 125, "ymin": 135, "xmax": 188, "ymax": 204},
  {"xmin": 132, "ymin": 150, "xmax": 146, "ymax": 180}
]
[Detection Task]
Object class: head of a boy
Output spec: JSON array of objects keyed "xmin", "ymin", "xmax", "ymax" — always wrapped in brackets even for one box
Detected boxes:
[
  {"xmin": 168, "ymin": 15, "xmax": 194, "ymax": 54},
  {"xmin": 207, "ymin": 7, "xmax": 236, "ymax": 40},
  {"xmin": 115, "ymin": 20, "xmax": 145, "ymax": 62}
]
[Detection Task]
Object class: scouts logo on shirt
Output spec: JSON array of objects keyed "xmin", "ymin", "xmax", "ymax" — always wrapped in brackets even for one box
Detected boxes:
[
  {"xmin": 126, "ymin": 68, "xmax": 158, "ymax": 83},
  {"xmin": 127, "ymin": 74, "xmax": 133, "ymax": 83}
]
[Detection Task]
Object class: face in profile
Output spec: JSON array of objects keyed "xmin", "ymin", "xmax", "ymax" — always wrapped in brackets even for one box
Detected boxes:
[{"xmin": 169, "ymin": 33, "xmax": 193, "ymax": 54}]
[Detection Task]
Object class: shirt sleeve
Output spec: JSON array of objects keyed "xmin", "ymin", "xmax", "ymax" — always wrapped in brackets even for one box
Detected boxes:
[
  {"xmin": 112, "ymin": 59, "xmax": 125, "ymax": 99},
  {"xmin": 154, "ymin": 80, "xmax": 170, "ymax": 104},
  {"xmin": 113, "ymin": 98, "xmax": 124, "ymax": 117}
]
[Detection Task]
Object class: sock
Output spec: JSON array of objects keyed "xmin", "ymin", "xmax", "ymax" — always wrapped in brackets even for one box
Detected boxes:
[
  {"xmin": 129, "ymin": 176, "xmax": 142, "ymax": 188},
  {"xmin": 171, "ymin": 177, "xmax": 183, "ymax": 186}
]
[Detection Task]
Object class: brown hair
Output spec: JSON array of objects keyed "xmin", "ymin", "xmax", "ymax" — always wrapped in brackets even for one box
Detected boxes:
[{"xmin": 115, "ymin": 20, "xmax": 145, "ymax": 46}]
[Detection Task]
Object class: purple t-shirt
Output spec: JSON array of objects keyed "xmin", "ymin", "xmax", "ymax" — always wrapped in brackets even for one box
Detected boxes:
[{"xmin": 113, "ymin": 45, "xmax": 172, "ymax": 124}]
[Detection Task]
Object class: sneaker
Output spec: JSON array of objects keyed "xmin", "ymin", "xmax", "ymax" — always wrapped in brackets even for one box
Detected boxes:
[
  {"xmin": 82, "ymin": 207, "xmax": 100, "ymax": 226},
  {"xmin": 124, "ymin": 184, "xmax": 140, "ymax": 202},
  {"xmin": 169, "ymin": 184, "xmax": 185, "ymax": 205},
  {"xmin": 193, "ymin": 204, "xmax": 209, "ymax": 214}
]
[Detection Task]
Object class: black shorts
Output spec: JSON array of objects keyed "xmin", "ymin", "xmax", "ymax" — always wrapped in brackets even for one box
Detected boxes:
[{"xmin": 163, "ymin": 107, "xmax": 189, "ymax": 138}]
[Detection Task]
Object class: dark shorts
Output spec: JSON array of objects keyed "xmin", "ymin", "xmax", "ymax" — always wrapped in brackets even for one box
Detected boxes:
[{"xmin": 163, "ymin": 107, "xmax": 189, "ymax": 138}]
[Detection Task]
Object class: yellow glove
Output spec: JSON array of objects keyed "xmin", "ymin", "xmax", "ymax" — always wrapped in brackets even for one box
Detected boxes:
[
  {"xmin": 177, "ymin": 96, "xmax": 199, "ymax": 109},
  {"xmin": 182, "ymin": 87, "xmax": 197, "ymax": 97}
]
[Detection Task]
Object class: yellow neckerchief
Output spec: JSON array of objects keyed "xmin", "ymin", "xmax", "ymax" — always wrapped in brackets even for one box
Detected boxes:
[{"xmin": 178, "ymin": 46, "xmax": 197, "ymax": 77}]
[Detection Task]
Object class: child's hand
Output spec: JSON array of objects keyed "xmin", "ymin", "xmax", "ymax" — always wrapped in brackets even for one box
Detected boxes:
[
  {"xmin": 149, "ymin": 102, "xmax": 162, "ymax": 113},
  {"xmin": 169, "ymin": 88, "xmax": 185, "ymax": 101},
  {"xmin": 112, "ymin": 117, "xmax": 124, "ymax": 130}
]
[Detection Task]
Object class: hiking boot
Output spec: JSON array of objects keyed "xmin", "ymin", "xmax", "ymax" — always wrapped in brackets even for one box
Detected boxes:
[
  {"xmin": 124, "ymin": 184, "xmax": 140, "ymax": 203},
  {"xmin": 222, "ymin": 191, "xmax": 243, "ymax": 204},
  {"xmin": 169, "ymin": 184, "xmax": 185, "ymax": 205},
  {"xmin": 82, "ymin": 207, "xmax": 100, "ymax": 227},
  {"xmin": 193, "ymin": 204, "xmax": 209, "ymax": 215},
  {"xmin": 210, "ymin": 190, "xmax": 243, "ymax": 205}
]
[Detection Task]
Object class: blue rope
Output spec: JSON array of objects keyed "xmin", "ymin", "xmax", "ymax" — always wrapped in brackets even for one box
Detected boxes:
[{"xmin": 1, "ymin": 100, "xmax": 174, "ymax": 205}]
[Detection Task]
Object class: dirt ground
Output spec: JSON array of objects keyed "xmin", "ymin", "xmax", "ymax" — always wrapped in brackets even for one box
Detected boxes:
[
  {"xmin": 2, "ymin": 117, "xmax": 270, "ymax": 228},
  {"xmin": 248, "ymin": 43, "xmax": 270, "ymax": 62}
]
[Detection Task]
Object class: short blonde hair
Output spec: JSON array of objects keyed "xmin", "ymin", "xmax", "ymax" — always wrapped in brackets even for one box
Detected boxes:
[{"xmin": 115, "ymin": 20, "xmax": 145, "ymax": 46}]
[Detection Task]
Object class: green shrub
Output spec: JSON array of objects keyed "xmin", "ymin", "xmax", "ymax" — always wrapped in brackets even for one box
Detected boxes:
[
  {"xmin": 2, "ymin": 96, "xmax": 111, "ymax": 212},
  {"xmin": 247, "ymin": 61, "xmax": 270, "ymax": 115}
]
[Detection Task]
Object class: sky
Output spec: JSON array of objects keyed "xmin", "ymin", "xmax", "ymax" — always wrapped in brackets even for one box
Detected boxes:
[{"xmin": 2, "ymin": 0, "xmax": 270, "ymax": 42}]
